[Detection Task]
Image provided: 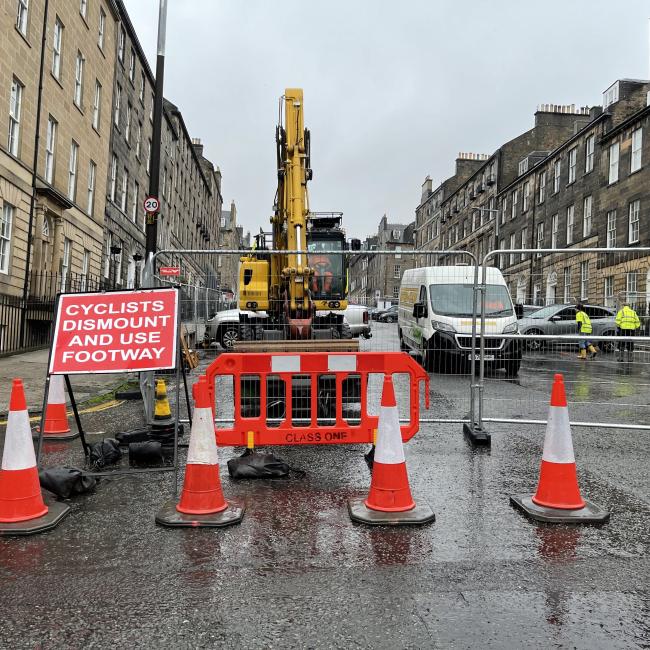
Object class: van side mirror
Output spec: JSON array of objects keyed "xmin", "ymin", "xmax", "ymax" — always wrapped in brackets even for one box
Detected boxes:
[
  {"xmin": 515, "ymin": 303, "xmax": 524, "ymax": 319},
  {"xmin": 413, "ymin": 302, "xmax": 427, "ymax": 319}
]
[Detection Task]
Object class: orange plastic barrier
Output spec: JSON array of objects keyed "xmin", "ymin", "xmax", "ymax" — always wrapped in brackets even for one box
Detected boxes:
[{"xmin": 204, "ymin": 352, "xmax": 429, "ymax": 446}]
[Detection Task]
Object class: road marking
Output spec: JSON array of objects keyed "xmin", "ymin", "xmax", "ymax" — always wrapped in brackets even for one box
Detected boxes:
[{"xmin": 0, "ymin": 399, "xmax": 124, "ymax": 426}]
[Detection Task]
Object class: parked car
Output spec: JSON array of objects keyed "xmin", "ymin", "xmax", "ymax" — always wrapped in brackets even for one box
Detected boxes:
[
  {"xmin": 336, "ymin": 304, "xmax": 372, "ymax": 338},
  {"xmin": 516, "ymin": 304, "xmax": 544, "ymax": 319},
  {"xmin": 369, "ymin": 307, "xmax": 385, "ymax": 321},
  {"xmin": 398, "ymin": 265, "xmax": 521, "ymax": 376},
  {"xmin": 518, "ymin": 304, "xmax": 617, "ymax": 352},
  {"xmin": 377, "ymin": 305, "xmax": 399, "ymax": 322}
]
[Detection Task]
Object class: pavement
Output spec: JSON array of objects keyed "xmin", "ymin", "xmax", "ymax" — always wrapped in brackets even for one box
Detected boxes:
[
  {"xmin": 0, "ymin": 323, "xmax": 649, "ymax": 648},
  {"xmin": 0, "ymin": 349, "xmax": 137, "ymax": 415}
]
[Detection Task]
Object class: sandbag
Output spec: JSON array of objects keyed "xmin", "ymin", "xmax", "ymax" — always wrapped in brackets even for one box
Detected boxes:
[
  {"xmin": 88, "ymin": 438, "xmax": 121, "ymax": 469},
  {"xmin": 128, "ymin": 440, "xmax": 165, "ymax": 466},
  {"xmin": 227, "ymin": 449, "xmax": 291, "ymax": 479},
  {"xmin": 39, "ymin": 466, "xmax": 97, "ymax": 499}
]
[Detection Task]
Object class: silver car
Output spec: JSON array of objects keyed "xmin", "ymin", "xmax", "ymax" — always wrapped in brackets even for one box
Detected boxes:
[{"xmin": 519, "ymin": 304, "xmax": 618, "ymax": 352}]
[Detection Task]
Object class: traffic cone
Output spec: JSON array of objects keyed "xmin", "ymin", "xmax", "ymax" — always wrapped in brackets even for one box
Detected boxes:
[
  {"xmin": 155, "ymin": 376, "xmax": 244, "ymax": 528},
  {"xmin": 510, "ymin": 373, "xmax": 609, "ymax": 523},
  {"xmin": 348, "ymin": 375, "xmax": 434, "ymax": 525},
  {"xmin": 0, "ymin": 379, "xmax": 69, "ymax": 535},
  {"xmin": 42, "ymin": 375, "xmax": 74, "ymax": 439}
]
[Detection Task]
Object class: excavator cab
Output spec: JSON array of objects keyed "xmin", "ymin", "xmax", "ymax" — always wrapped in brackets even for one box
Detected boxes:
[{"xmin": 307, "ymin": 213, "xmax": 348, "ymax": 311}]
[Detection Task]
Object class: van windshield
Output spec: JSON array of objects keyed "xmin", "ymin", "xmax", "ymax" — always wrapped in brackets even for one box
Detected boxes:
[{"xmin": 429, "ymin": 284, "xmax": 513, "ymax": 317}]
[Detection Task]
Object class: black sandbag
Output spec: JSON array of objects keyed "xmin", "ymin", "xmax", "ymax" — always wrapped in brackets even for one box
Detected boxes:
[
  {"xmin": 39, "ymin": 466, "xmax": 97, "ymax": 499},
  {"xmin": 128, "ymin": 440, "xmax": 164, "ymax": 465},
  {"xmin": 89, "ymin": 438, "xmax": 121, "ymax": 469},
  {"xmin": 116, "ymin": 428, "xmax": 151, "ymax": 445},
  {"xmin": 227, "ymin": 449, "xmax": 291, "ymax": 479}
]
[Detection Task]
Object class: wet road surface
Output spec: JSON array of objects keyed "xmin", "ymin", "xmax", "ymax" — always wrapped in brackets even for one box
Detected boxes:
[{"xmin": 0, "ymin": 327, "xmax": 648, "ymax": 648}]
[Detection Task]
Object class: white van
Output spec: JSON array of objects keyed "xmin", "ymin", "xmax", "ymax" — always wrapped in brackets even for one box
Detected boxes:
[{"xmin": 398, "ymin": 266, "xmax": 522, "ymax": 376}]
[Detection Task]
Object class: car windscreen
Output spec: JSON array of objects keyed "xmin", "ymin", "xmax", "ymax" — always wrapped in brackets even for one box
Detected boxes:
[
  {"xmin": 429, "ymin": 283, "xmax": 513, "ymax": 318},
  {"xmin": 526, "ymin": 305, "xmax": 562, "ymax": 319}
]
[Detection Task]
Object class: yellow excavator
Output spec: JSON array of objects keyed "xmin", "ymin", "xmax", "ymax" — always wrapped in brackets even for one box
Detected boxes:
[{"xmin": 238, "ymin": 88, "xmax": 359, "ymax": 343}]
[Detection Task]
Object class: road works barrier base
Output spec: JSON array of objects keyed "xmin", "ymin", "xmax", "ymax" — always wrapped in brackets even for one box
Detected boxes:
[
  {"xmin": 463, "ymin": 422, "xmax": 491, "ymax": 446},
  {"xmin": 509, "ymin": 495, "xmax": 609, "ymax": 524},
  {"xmin": 0, "ymin": 496, "xmax": 69, "ymax": 536},
  {"xmin": 155, "ymin": 498, "xmax": 245, "ymax": 528}
]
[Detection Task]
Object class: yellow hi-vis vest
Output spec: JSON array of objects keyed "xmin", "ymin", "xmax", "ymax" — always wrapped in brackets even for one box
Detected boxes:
[
  {"xmin": 616, "ymin": 306, "xmax": 640, "ymax": 330},
  {"xmin": 576, "ymin": 310, "xmax": 592, "ymax": 334}
]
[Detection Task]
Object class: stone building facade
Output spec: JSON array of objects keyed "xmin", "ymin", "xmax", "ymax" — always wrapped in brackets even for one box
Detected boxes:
[
  {"xmin": 498, "ymin": 79, "xmax": 650, "ymax": 312},
  {"xmin": 0, "ymin": 0, "xmax": 119, "ymax": 304},
  {"xmin": 217, "ymin": 200, "xmax": 239, "ymax": 296},
  {"xmin": 349, "ymin": 216, "xmax": 416, "ymax": 307}
]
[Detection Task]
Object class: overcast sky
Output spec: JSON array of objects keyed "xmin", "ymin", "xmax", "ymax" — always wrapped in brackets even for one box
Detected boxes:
[{"xmin": 126, "ymin": 0, "xmax": 650, "ymax": 241}]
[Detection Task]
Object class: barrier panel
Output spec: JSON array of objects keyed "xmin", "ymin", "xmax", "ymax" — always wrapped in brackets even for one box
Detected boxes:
[{"xmin": 203, "ymin": 351, "xmax": 429, "ymax": 446}]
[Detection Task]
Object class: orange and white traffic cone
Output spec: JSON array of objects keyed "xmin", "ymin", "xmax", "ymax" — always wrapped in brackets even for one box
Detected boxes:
[
  {"xmin": 511, "ymin": 373, "xmax": 609, "ymax": 523},
  {"xmin": 348, "ymin": 374, "xmax": 434, "ymax": 525},
  {"xmin": 43, "ymin": 375, "xmax": 74, "ymax": 439},
  {"xmin": 0, "ymin": 379, "xmax": 70, "ymax": 535},
  {"xmin": 155, "ymin": 376, "xmax": 244, "ymax": 528}
]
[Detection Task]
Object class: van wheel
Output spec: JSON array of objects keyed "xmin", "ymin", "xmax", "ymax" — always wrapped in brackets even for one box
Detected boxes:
[{"xmin": 398, "ymin": 328, "xmax": 408, "ymax": 351}]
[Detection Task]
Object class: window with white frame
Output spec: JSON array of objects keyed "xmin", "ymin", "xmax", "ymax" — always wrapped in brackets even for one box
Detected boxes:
[
  {"xmin": 500, "ymin": 197, "xmax": 507, "ymax": 224},
  {"xmin": 16, "ymin": 0, "xmax": 29, "ymax": 36},
  {"xmin": 511, "ymin": 189, "xmax": 517, "ymax": 219},
  {"xmin": 98, "ymin": 8, "xmax": 106, "ymax": 49},
  {"xmin": 631, "ymin": 128, "xmax": 642, "ymax": 173},
  {"xmin": 109, "ymin": 154, "xmax": 117, "ymax": 201},
  {"xmin": 8, "ymin": 78, "xmax": 23, "ymax": 156},
  {"xmin": 135, "ymin": 122, "xmax": 141, "ymax": 158},
  {"xmin": 118, "ymin": 26, "xmax": 125, "ymax": 63},
  {"xmin": 125, "ymin": 103, "xmax": 131, "ymax": 143},
  {"xmin": 45, "ymin": 116, "xmax": 57, "ymax": 183},
  {"xmin": 498, "ymin": 238, "xmax": 504, "ymax": 267},
  {"xmin": 585, "ymin": 134, "xmax": 595, "ymax": 173},
  {"xmin": 139, "ymin": 72, "xmax": 145, "ymax": 103},
  {"xmin": 568, "ymin": 147, "xmax": 577, "ymax": 183},
  {"xmin": 628, "ymin": 199, "xmax": 640, "ymax": 243},
  {"xmin": 604, "ymin": 276, "xmax": 614, "ymax": 307},
  {"xmin": 509, "ymin": 233, "xmax": 516, "ymax": 265},
  {"xmin": 52, "ymin": 17, "xmax": 63, "ymax": 79},
  {"xmin": 563, "ymin": 267, "xmax": 571, "ymax": 303},
  {"xmin": 521, "ymin": 227, "xmax": 527, "ymax": 261},
  {"xmin": 131, "ymin": 180, "xmax": 139, "ymax": 223},
  {"xmin": 81, "ymin": 249, "xmax": 90, "ymax": 290},
  {"xmin": 523, "ymin": 181, "xmax": 530, "ymax": 212},
  {"xmin": 583, "ymin": 195, "xmax": 592, "ymax": 238},
  {"xmin": 608, "ymin": 142, "xmax": 619, "ymax": 184},
  {"xmin": 626, "ymin": 272, "xmax": 638, "ymax": 307},
  {"xmin": 60, "ymin": 238, "xmax": 71, "ymax": 291},
  {"xmin": 394, "ymin": 264, "xmax": 401, "ymax": 279},
  {"xmin": 392, "ymin": 286, "xmax": 399, "ymax": 299},
  {"xmin": 536, "ymin": 221, "xmax": 544, "ymax": 256},
  {"xmin": 73, "ymin": 51, "xmax": 84, "ymax": 107},
  {"xmin": 80, "ymin": 0, "xmax": 87, "ymax": 19},
  {"xmin": 566, "ymin": 205, "xmax": 575, "ymax": 245},
  {"xmin": 129, "ymin": 48, "xmax": 136, "ymax": 83},
  {"xmin": 67, "ymin": 140, "xmax": 78, "ymax": 200},
  {"xmin": 538, "ymin": 171, "xmax": 546, "ymax": 203},
  {"xmin": 87, "ymin": 160, "xmax": 96, "ymax": 215},
  {"xmin": 103, "ymin": 234, "xmax": 111, "ymax": 279},
  {"xmin": 0, "ymin": 203, "xmax": 14, "ymax": 274},
  {"xmin": 606, "ymin": 210, "xmax": 616, "ymax": 247},
  {"xmin": 149, "ymin": 92, "xmax": 154, "ymax": 122},
  {"xmin": 551, "ymin": 213, "xmax": 558, "ymax": 248},
  {"xmin": 518, "ymin": 158, "xmax": 528, "ymax": 176},
  {"xmin": 114, "ymin": 83, "xmax": 121, "ymax": 127},
  {"xmin": 92, "ymin": 80, "xmax": 101, "ymax": 129},
  {"xmin": 146, "ymin": 139, "xmax": 151, "ymax": 174},
  {"xmin": 580, "ymin": 261, "xmax": 589, "ymax": 300},
  {"xmin": 120, "ymin": 168, "xmax": 129, "ymax": 212},
  {"xmin": 553, "ymin": 159, "xmax": 561, "ymax": 193}
]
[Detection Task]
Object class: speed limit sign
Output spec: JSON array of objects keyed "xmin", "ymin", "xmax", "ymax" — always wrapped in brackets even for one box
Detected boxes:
[{"xmin": 143, "ymin": 196, "xmax": 160, "ymax": 214}]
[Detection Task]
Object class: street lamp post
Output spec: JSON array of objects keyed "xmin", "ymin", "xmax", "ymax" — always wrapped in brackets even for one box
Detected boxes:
[{"xmin": 132, "ymin": 251, "xmax": 143, "ymax": 289}]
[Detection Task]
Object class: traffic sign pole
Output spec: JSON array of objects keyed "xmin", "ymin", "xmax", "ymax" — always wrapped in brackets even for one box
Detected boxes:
[{"xmin": 142, "ymin": 0, "xmax": 168, "ymax": 425}]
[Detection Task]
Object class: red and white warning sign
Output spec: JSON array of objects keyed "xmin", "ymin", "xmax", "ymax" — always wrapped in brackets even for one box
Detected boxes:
[
  {"xmin": 49, "ymin": 288, "xmax": 179, "ymax": 375},
  {"xmin": 159, "ymin": 266, "xmax": 181, "ymax": 277}
]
